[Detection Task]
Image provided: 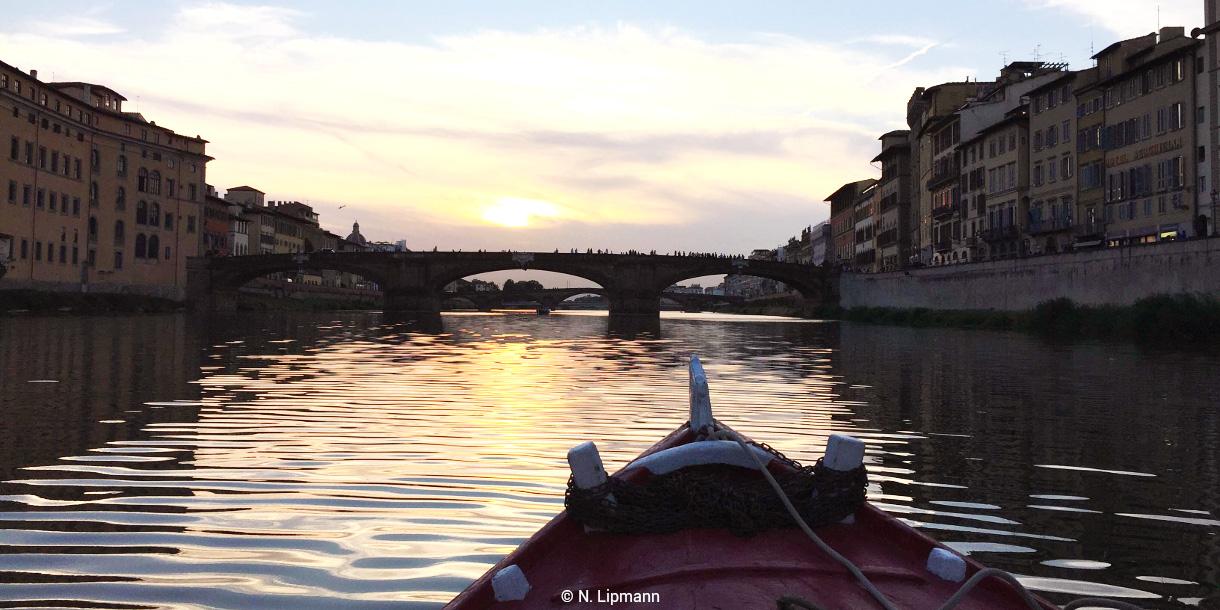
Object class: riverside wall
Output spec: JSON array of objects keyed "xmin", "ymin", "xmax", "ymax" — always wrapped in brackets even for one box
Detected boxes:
[{"xmin": 839, "ymin": 238, "xmax": 1220, "ymax": 311}]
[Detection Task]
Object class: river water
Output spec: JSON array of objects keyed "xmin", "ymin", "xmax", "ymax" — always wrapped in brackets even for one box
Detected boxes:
[{"xmin": 0, "ymin": 311, "xmax": 1216, "ymax": 609}]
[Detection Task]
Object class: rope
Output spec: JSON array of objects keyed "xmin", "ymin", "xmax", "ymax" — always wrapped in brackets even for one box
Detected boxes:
[{"xmin": 722, "ymin": 429, "xmax": 1148, "ymax": 610}]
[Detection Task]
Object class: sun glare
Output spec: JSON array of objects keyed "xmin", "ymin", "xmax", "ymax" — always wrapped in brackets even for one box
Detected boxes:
[{"xmin": 482, "ymin": 197, "xmax": 560, "ymax": 228}]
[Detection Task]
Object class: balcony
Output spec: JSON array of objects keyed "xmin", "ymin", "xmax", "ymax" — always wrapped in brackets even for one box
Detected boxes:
[
  {"xmin": 854, "ymin": 250, "xmax": 876, "ymax": 265},
  {"xmin": 981, "ymin": 225, "xmax": 1019, "ymax": 242},
  {"xmin": 931, "ymin": 202, "xmax": 957, "ymax": 220},
  {"xmin": 1027, "ymin": 216, "xmax": 1073, "ymax": 235},
  {"xmin": 933, "ymin": 237, "xmax": 953, "ymax": 252},
  {"xmin": 876, "ymin": 228, "xmax": 899, "ymax": 247},
  {"xmin": 1073, "ymin": 221, "xmax": 1106, "ymax": 237}
]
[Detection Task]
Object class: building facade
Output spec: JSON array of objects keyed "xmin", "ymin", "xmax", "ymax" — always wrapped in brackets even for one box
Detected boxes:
[
  {"xmin": 872, "ymin": 130, "xmax": 911, "ymax": 272},
  {"xmin": 0, "ymin": 62, "xmax": 210, "ymax": 298},
  {"xmin": 1096, "ymin": 29, "xmax": 1202, "ymax": 246},
  {"xmin": 825, "ymin": 179, "xmax": 875, "ymax": 270},
  {"xmin": 1028, "ymin": 73, "xmax": 1079, "ymax": 255}
]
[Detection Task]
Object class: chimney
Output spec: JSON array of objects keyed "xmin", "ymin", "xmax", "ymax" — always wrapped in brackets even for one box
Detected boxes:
[
  {"xmin": 29, "ymin": 69, "xmax": 37, "ymax": 80},
  {"xmin": 1160, "ymin": 26, "xmax": 1185, "ymax": 42}
]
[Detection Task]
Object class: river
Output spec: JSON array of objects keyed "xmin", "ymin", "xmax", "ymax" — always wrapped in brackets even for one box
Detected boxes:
[{"xmin": 0, "ymin": 311, "xmax": 1216, "ymax": 608}]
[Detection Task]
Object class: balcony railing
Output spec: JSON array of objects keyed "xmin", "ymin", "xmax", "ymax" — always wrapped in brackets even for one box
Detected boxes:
[
  {"xmin": 876, "ymin": 228, "xmax": 899, "ymax": 247},
  {"xmin": 981, "ymin": 225, "xmax": 1019, "ymax": 242},
  {"xmin": 1073, "ymin": 222, "xmax": 1107, "ymax": 237},
  {"xmin": 1027, "ymin": 216, "xmax": 1073, "ymax": 235},
  {"xmin": 931, "ymin": 203, "xmax": 957, "ymax": 220}
]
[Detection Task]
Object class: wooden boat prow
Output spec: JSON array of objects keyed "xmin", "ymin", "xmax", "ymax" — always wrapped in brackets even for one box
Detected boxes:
[{"xmin": 445, "ymin": 356, "xmax": 1056, "ymax": 610}]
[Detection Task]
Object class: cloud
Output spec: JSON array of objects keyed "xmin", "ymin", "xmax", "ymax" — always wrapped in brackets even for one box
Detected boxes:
[
  {"xmin": 851, "ymin": 34, "xmax": 939, "ymax": 48},
  {"xmin": 0, "ymin": 3, "xmax": 971, "ymax": 253},
  {"xmin": 1022, "ymin": 0, "xmax": 1200, "ymax": 37}
]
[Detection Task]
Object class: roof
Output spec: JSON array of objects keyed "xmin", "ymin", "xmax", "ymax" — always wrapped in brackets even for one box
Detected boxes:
[
  {"xmin": 227, "ymin": 186, "xmax": 265, "ymax": 193},
  {"xmin": 823, "ymin": 179, "xmax": 877, "ymax": 203},
  {"xmin": 1094, "ymin": 36, "xmax": 1200, "ymax": 87},
  {"xmin": 1025, "ymin": 70, "xmax": 1076, "ymax": 96},
  {"xmin": 49, "ymin": 81, "xmax": 128, "ymax": 101}
]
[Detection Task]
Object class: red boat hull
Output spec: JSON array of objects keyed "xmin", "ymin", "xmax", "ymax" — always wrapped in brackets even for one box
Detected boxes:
[{"xmin": 445, "ymin": 424, "xmax": 1055, "ymax": 609}]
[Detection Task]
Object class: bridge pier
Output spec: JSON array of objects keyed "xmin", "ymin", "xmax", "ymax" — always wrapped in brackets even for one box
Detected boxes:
[
  {"xmin": 606, "ymin": 289, "xmax": 661, "ymax": 318},
  {"xmin": 384, "ymin": 286, "xmax": 443, "ymax": 316}
]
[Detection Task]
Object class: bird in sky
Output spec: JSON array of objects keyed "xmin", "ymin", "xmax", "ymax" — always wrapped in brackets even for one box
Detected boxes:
[{"xmin": 338, "ymin": 205, "xmax": 347, "ymax": 210}]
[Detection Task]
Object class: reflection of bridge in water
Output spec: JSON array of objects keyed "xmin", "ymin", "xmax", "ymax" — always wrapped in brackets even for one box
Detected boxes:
[
  {"xmin": 443, "ymin": 287, "xmax": 743, "ymax": 312},
  {"xmin": 187, "ymin": 251, "xmax": 834, "ymax": 320}
]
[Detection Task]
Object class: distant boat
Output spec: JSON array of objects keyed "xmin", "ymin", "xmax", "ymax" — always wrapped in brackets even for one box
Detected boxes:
[
  {"xmin": 445, "ymin": 356, "xmax": 1063, "ymax": 610},
  {"xmin": 535, "ymin": 305, "xmax": 551, "ymax": 315}
]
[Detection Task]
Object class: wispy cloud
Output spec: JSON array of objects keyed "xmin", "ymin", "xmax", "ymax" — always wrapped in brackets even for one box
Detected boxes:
[
  {"xmin": 1021, "ymin": 0, "xmax": 1199, "ymax": 37},
  {"xmin": 0, "ymin": 2, "xmax": 971, "ymax": 251}
]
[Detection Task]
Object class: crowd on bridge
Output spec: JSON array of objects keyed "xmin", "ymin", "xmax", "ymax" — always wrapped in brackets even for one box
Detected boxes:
[{"xmin": 425, "ymin": 246, "xmax": 748, "ymax": 259}]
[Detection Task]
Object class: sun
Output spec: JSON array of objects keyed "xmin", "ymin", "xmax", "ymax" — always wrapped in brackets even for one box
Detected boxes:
[{"xmin": 482, "ymin": 197, "xmax": 560, "ymax": 228}]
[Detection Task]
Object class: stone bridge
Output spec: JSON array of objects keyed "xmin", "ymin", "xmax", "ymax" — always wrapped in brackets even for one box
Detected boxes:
[
  {"xmin": 443, "ymin": 287, "xmax": 744, "ymax": 312},
  {"xmin": 186, "ymin": 251, "xmax": 834, "ymax": 319}
]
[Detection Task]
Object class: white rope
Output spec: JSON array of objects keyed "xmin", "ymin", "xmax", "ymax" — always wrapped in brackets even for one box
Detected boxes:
[{"xmin": 723, "ymin": 429, "xmax": 1145, "ymax": 610}]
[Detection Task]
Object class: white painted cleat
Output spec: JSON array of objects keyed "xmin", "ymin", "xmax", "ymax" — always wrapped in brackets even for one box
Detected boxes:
[
  {"xmin": 824, "ymin": 434, "xmax": 865, "ymax": 472},
  {"xmin": 927, "ymin": 548, "xmax": 967, "ymax": 582},
  {"xmin": 492, "ymin": 564, "xmax": 531, "ymax": 601},
  {"xmin": 567, "ymin": 441, "xmax": 608, "ymax": 490},
  {"xmin": 688, "ymin": 355, "xmax": 713, "ymax": 435}
]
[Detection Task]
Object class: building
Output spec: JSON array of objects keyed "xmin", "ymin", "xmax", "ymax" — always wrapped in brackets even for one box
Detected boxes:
[
  {"xmin": 872, "ymin": 130, "xmax": 912, "ymax": 271},
  {"xmin": 1027, "ymin": 72, "xmax": 1080, "ymax": 255},
  {"xmin": 825, "ymin": 179, "xmax": 875, "ymax": 270},
  {"xmin": 977, "ymin": 108, "xmax": 1031, "ymax": 260},
  {"xmin": 0, "ymin": 61, "xmax": 210, "ymax": 298},
  {"xmin": 1202, "ymin": 4, "xmax": 1220, "ymax": 236},
  {"xmin": 853, "ymin": 181, "xmax": 879, "ymax": 272},
  {"xmin": 1074, "ymin": 67, "xmax": 1108, "ymax": 248},
  {"xmin": 202, "ymin": 193, "xmax": 231, "ymax": 256},
  {"xmin": 1095, "ymin": 28, "xmax": 1202, "ymax": 245},
  {"xmin": 809, "ymin": 221, "xmax": 832, "ymax": 266}
]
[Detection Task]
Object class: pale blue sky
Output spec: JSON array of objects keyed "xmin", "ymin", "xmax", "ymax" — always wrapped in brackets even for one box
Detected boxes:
[{"xmin": 0, "ymin": 0, "xmax": 1204, "ymax": 268}]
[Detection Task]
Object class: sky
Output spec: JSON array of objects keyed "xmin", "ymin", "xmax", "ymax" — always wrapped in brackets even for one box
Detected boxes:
[{"xmin": 0, "ymin": 1, "xmax": 1205, "ymax": 262}]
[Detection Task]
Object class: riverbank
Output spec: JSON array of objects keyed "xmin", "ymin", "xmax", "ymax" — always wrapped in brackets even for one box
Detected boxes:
[
  {"xmin": 838, "ymin": 294, "xmax": 1220, "ymax": 347},
  {"xmin": 0, "ymin": 289, "xmax": 183, "ymax": 315}
]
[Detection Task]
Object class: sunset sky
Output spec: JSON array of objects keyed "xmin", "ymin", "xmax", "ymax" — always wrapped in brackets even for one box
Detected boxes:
[{"xmin": 0, "ymin": 1, "xmax": 1203, "ymax": 257}]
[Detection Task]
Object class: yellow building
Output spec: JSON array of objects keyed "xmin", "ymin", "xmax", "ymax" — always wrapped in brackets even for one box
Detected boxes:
[{"xmin": 0, "ymin": 61, "xmax": 210, "ymax": 299}]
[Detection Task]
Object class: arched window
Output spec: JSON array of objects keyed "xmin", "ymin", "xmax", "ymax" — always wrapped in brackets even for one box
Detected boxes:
[
  {"xmin": 117, "ymin": 154, "xmax": 127, "ymax": 176},
  {"xmin": 136, "ymin": 200, "xmax": 147, "ymax": 225},
  {"xmin": 137, "ymin": 168, "xmax": 147, "ymax": 192},
  {"xmin": 149, "ymin": 202, "xmax": 160, "ymax": 226},
  {"xmin": 116, "ymin": 186, "xmax": 126, "ymax": 210},
  {"xmin": 114, "ymin": 220, "xmax": 125, "ymax": 245},
  {"xmin": 135, "ymin": 233, "xmax": 146, "ymax": 258},
  {"xmin": 147, "ymin": 235, "xmax": 159, "ymax": 261},
  {"xmin": 165, "ymin": 213, "xmax": 173, "ymax": 230},
  {"xmin": 149, "ymin": 171, "xmax": 161, "ymax": 195}
]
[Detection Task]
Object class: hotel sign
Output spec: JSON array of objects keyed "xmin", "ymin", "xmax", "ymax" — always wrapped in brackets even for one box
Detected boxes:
[{"xmin": 1106, "ymin": 137, "xmax": 1182, "ymax": 168}]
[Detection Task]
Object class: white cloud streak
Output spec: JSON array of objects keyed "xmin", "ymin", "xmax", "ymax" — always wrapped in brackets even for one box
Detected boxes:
[{"xmin": 0, "ymin": 3, "xmax": 970, "ymax": 252}]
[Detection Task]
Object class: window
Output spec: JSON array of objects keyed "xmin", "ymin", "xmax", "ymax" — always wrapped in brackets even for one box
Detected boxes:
[
  {"xmin": 22, "ymin": 185, "xmax": 30, "ymax": 206},
  {"xmin": 36, "ymin": 188, "xmax": 44, "ymax": 208},
  {"xmin": 8, "ymin": 137, "xmax": 16, "ymax": 160},
  {"xmin": 149, "ymin": 202, "xmax": 160, "ymax": 226},
  {"xmin": 116, "ymin": 187, "xmax": 126, "ymax": 210},
  {"xmin": 188, "ymin": 184, "xmax": 197, "ymax": 201},
  {"xmin": 72, "ymin": 197, "xmax": 80, "ymax": 216},
  {"xmin": 1048, "ymin": 158, "xmax": 1058, "ymax": 182},
  {"xmin": 1033, "ymin": 162, "xmax": 1043, "ymax": 186},
  {"xmin": 148, "ymin": 235, "xmax": 159, "ymax": 261},
  {"xmin": 90, "ymin": 148, "xmax": 99, "ymax": 170},
  {"xmin": 1061, "ymin": 154, "xmax": 1072, "ymax": 179},
  {"xmin": 136, "ymin": 200, "xmax": 148, "ymax": 225},
  {"xmin": 24, "ymin": 141, "xmax": 32, "ymax": 164},
  {"xmin": 59, "ymin": 244, "xmax": 66, "ymax": 264},
  {"xmin": 135, "ymin": 234, "xmax": 147, "ymax": 258},
  {"xmin": 34, "ymin": 242, "xmax": 41, "ymax": 261},
  {"xmin": 6, "ymin": 180, "xmax": 14, "ymax": 204},
  {"xmin": 1198, "ymin": 105, "xmax": 1207, "ymax": 125},
  {"xmin": 1034, "ymin": 130, "xmax": 1043, "ymax": 151},
  {"xmin": 167, "ymin": 178, "xmax": 175, "ymax": 198},
  {"xmin": 149, "ymin": 170, "xmax": 161, "ymax": 195},
  {"xmin": 114, "ymin": 220, "xmax": 125, "ymax": 245},
  {"xmin": 165, "ymin": 213, "xmax": 173, "ymax": 230},
  {"xmin": 49, "ymin": 192, "xmax": 57, "ymax": 212},
  {"xmin": 164, "ymin": 246, "xmax": 171, "ymax": 259},
  {"xmin": 117, "ymin": 155, "xmax": 127, "ymax": 176},
  {"xmin": 187, "ymin": 215, "xmax": 197, "ymax": 233},
  {"xmin": 38, "ymin": 146, "xmax": 46, "ymax": 169},
  {"xmin": 137, "ymin": 168, "xmax": 147, "ymax": 192},
  {"xmin": 1170, "ymin": 102, "xmax": 1184, "ymax": 130},
  {"xmin": 90, "ymin": 181, "xmax": 98, "ymax": 206},
  {"xmin": 88, "ymin": 217, "xmax": 98, "ymax": 242},
  {"xmin": 114, "ymin": 251, "xmax": 123, "ymax": 270}
]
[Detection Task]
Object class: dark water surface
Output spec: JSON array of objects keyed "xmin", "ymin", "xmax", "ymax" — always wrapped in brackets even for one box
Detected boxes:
[{"xmin": 0, "ymin": 311, "xmax": 1216, "ymax": 609}]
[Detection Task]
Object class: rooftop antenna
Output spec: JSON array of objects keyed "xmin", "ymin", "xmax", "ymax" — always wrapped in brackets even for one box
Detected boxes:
[
  {"xmin": 1157, "ymin": 4, "xmax": 1161, "ymax": 31},
  {"xmin": 1033, "ymin": 44, "xmax": 1041, "ymax": 61}
]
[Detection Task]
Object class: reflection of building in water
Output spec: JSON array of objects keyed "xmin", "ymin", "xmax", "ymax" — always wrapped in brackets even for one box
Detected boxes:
[
  {"xmin": 827, "ymin": 323, "xmax": 1220, "ymax": 592},
  {"xmin": 0, "ymin": 315, "xmax": 204, "ymax": 485}
]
